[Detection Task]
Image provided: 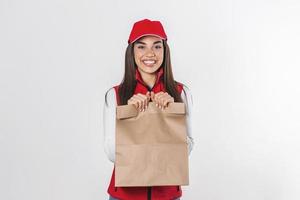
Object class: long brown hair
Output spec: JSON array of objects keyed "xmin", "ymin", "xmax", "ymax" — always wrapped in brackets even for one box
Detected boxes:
[{"xmin": 118, "ymin": 39, "xmax": 183, "ymax": 105}]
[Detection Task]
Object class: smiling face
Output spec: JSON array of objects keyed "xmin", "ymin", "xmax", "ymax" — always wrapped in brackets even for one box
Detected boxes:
[{"xmin": 133, "ymin": 36, "xmax": 164, "ymax": 76}]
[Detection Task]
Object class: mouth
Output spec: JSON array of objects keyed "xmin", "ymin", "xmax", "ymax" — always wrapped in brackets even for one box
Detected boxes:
[{"xmin": 142, "ymin": 59, "xmax": 156, "ymax": 67}]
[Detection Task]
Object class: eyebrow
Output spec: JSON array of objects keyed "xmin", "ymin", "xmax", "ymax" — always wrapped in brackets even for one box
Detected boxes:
[{"xmin": 135, "ymin": 41, "xmax": 163, "ymax": 45}]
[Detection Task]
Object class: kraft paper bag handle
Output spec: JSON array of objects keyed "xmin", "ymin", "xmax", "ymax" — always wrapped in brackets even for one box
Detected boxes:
[{"xmin": 116, "ymin": 102, "xmax": 186, "ymax": 120}]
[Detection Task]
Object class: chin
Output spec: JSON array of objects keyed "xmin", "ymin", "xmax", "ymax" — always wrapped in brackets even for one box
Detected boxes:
[{"xmin": 143, "ymin": 68, "xmax": 159, "ymax": 74}]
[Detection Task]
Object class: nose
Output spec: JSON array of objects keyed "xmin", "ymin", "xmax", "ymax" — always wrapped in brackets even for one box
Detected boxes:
[{"xmin": 145, "ymin": 48, "xmax": 155, "ymax": 57}]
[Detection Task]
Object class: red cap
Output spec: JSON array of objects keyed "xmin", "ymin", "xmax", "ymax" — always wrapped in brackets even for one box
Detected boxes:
[{"xmin": 128, "ymin": 19, "xmax": 167, "ymax": 44}]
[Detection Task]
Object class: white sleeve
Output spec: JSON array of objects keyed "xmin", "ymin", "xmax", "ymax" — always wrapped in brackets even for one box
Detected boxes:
[
  {"xmin": 181, "ymin": 85, "xmax": 194, "ymax": 155},
  {"xmin": 103, "ymin": 87, "xmax": 116, "ymax": 163}
]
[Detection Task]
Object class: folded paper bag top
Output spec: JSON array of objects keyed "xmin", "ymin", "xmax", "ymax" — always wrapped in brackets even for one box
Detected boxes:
[
  {"xmin": 115, "ymin": 102, "xmax": 189, "ymax": 187},
  {"xmin": 116, "ymin": 102, "xmax": 186, "ymax": 120}
]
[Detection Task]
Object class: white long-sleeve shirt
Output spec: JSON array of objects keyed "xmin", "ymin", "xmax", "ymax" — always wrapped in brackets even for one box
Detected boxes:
[{"xmin": 103, "ymin": 85, "xmax": 194, "ymax": 163}]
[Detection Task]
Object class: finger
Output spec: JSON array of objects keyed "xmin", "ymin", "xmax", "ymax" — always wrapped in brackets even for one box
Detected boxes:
[
  {"xmin": 140, "ymin": 94, "xmax": 149, "ymax": 111},
  {"xmin": 163, "ymin": 93, "xmax": 174, "ymax": 108},
  {"xmin": 162, "ymin": 95, "xmax": 174, "ymax": 108},
  {"xmin": 171, "ymin": 98, "xmax": 175, "ymax": 104},
  {"xmin": 145, "ymin": 93, "xmax": 151, "ymax": 109},
  {"xmin": 155, "ymin": 92, "xmax": 165, "ymax": 100},
  {"xmin": 162, "ymin": 94, "xmax": 172, "ymax": 109},
  {"xmin": 133, "ymin": 95, "xmax": 144, "ymax": 111},
  {"xmin": 131, "ymin": 96, "xmax": 141, "ymax": 110},
  {"xmin": 150, "ymin": 91, "xmax": 155, "ymax": 102},
  {"xmin": 160, "ymin": 97, "xmax": 168, "ymax": 109},
  {"xmin": 163, "ymin": 97, "xmax": 173, "ymax": 109},
  {"xmin": 137, "ymin": 95, "xmax": 147, "ymax": 111},
  {"xmin": 146, "ymin": 91, "xmax": 150, "ymax": 98},
  {"xmin": 146, "ymin": 92, "xmax": 151, "ymax": 108},
  {"xmin": 146, "ymin": 92, "xmax": 151, "ymax": 105},
  {"xmin": 128, "ymin": 99, "xmax": 139, "ymax": 109},
  {"xmin": 137, "ymin": 93, "xmax": 148, "ymax": 102},
  {"xmin": 162, "ymin": 99, "xmax": 168, "ymax": 109},
  {"xmin": 157, "ymin": 93, "xmax": 168, "ymax": 109},
  {"xmin": 153, "ymin": 92, "xmax": 164, "ymax": 106},
  {"xmin": 137, "ymin": 93, "xmax": 148, "ymax": 111},
  {"xmin": 128, "ymin": 98, "xmax": 137, "ymax": 107}
]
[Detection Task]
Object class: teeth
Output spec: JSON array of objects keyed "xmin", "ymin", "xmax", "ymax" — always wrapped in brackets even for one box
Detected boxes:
[{"xmin": 143, "ymin": 60, "xmax": 155, "ymax": 65}]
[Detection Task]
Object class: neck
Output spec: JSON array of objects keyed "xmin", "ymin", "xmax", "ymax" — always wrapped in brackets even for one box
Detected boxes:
[{"xmin": 139, "ymin": 70, "xmax": 156, "ymax": 88}]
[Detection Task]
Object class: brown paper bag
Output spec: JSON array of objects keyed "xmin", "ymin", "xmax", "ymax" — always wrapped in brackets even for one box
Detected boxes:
[{"xmin": 115, "ymin": 102, "xmax": 189, "ymax": 187}]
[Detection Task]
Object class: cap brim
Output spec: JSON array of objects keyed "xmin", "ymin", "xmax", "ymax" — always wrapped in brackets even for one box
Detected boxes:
[{"xmin": 129, "ymin": 34, "xmax": 167, "ymax": 44}]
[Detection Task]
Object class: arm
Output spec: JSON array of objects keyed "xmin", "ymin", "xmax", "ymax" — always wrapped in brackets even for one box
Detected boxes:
[
  {"xmin": 103, "ymin": 87, "xmax": 116, "ymax": 163},
  {"xmin": 181, "ymin": 85, "xmax": 195, "ymax": 155}
]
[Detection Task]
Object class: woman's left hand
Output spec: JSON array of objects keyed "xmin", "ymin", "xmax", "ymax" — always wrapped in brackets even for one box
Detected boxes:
[{"xmin": 150, "ymin": 91, "xmax": 174, "ymax": 109}]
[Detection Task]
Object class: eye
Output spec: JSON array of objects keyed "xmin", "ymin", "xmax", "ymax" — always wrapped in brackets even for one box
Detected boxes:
[
  {"xmin": 137, "ymin": 46, "xmax": 145, "ymax": 49},
  {"xmin": 155, "ymin": 45, "xmax": 162, "ymax": 49}
]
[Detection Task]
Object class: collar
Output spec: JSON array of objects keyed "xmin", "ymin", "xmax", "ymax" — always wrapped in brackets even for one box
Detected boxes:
[{"xmin": 135, "ymin": 67, "xmax": 164, "ymax": 85}]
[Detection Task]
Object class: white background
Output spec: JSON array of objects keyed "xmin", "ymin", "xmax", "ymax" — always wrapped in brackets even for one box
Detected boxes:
[{"xmin": 1, "ymin": 0, "xmax": 300, "ymax": 199}]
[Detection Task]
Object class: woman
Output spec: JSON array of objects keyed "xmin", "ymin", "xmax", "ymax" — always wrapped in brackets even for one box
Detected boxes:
[{"xmin": 103, "ymin": 19, "xmax": 194, "ymax": 200}]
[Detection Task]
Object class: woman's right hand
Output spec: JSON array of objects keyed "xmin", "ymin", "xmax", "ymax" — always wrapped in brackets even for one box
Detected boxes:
[{"xmin": 127, "ymin": 91, "xmax": 151, "ymax": 112}]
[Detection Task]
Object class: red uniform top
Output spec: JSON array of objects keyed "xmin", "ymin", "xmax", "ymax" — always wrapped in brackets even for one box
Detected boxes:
[{"xmin": 107, "ymin": 67, "xmax": 184, "ymax": 200}]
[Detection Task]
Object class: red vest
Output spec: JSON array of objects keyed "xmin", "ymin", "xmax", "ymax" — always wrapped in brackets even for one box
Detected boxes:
[{"xmin": 107, "ymin": 67, "xmax": 184, "ymax": 200}]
